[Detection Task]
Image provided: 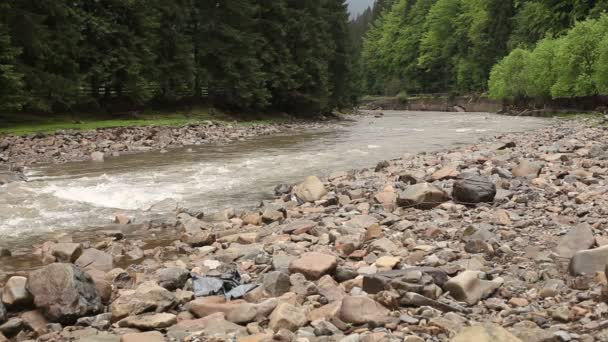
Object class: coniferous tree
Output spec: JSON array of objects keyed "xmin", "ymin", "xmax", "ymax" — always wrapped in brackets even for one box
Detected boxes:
[{"xmin": 0, "ymin": 3, "xmax": 24, "ymax": 111}]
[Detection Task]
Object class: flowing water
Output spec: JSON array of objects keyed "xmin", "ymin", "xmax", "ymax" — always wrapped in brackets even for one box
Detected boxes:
[{"xmin": 0, "ymin": 111, "xmax": 550, "ymax": 253}]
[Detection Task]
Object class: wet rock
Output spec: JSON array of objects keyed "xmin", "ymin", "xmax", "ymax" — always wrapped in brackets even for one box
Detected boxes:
[
  {"xmin": 51, "ymin": 243, "xmax": 83, "ymax": 263},
  {"xmin": 75, "ymin": 248, "xmax": 114, "ymax": 272},
  {"xmin": 570, "ymin": 245, "xmax": 608, "ymax": 275},
  {"xmin": 451, "ymin": 323, "xmax": 522, "ymax": 342},
  {"xmin": 289, "ymin": 252, "xmax": 338, "ymax": 280},
  {"xmin": 397, "ymin": 183, "xmax": 449, "ymax": 209},
  {"xmin": 269, "ymin": 303, "xmax": 308, "ymax": 332},
  {"xmin": 452, "ymin": 174, "xmax": 496, "ymax": 204},
  {"xmin": 339, "ymin": 296, "xmax": 391, "ymax": 325},
  {"xmin": 555, "ymin": 223, "xmax": 595, "ymax": 259},
  {"xmin": 2, "ymin": 276, "xmax": 33, "ymax": 308},
  {"xmin": 444, "ymin": 271, "xmax": 503, "ymax": 305},
  {"xmin": 156, "ymin": 267, "xmax": 189, "ymax": 291},
  {"xmin": 294, "ymin": 176, "xmax": 328, "ymax": 202},
  {"xmin": 110, "ymin": 281, "xmax": 176, "ymax": 321},
  {"xmin": 118, "ymin": 313, "xmax": 177, "ymax": 330},
  {"xmin": 27, "ymin": 264, "xmax": 102, "ymax": 324},
  {"xmin": 0, "ymin": 248, "xmax": 10, "ymax": 258}
]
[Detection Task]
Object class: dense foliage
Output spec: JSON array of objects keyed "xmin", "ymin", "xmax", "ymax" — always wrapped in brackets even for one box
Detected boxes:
[
  {"xmin": 0, "ymin": 0, "xmax": 355, "ymax": 114},
  {"xmin": 489, "ymin": 15, "xmax": 608, "ymax": 101},
  {"xmin": 357, "ymin": 0, "xmax": 608, "ymax": 98}
]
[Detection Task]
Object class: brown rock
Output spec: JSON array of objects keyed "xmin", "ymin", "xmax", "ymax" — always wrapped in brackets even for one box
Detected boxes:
[
  {"xmin": 110, "ymin": 281, "xmax": 176, "ymax": 321},
  {"xmin": 294, "ymin": 176, "xmax": 328, "ymax": 202},
  {"xmin": 512, "ymin": 160, "xmax": 542, "ymax": 178},
  {"xmin": 444, "ymin": 271, "xmax": 503, "ymax": 305},
  {"xmin": 75, "ymin": 249, "xmax": 114, "ymax": 272},
  {"xmin": 51, "ymin": 243, "xmax": 83, "ymax": 263},
  {"xmin": 2, "ymin": 276, "xmax": 33, "ymax": 308},
  {"xmin": 397, "ymin": 183, "xmax": 449, "ymax": 209},
  {"xmin": 187, "ymin": 296, "xmax": 247, "ymax": 318},
  {"xmin": 268, "ymin": 303, "xmax": 308, "ymax": 332},
  {"xmin": 450, "ymin": 323, "xmax": 522, "ymax": 342},
  {"xmin": 118, "ymin": 313, "xmax": 177, "ymax": 330},
  {"xmin": 21, "ymin": 310, "xmax": 48, "ymax": 336},
  {"xmin": 289, "ymin": 252, "xmax": 338, "ymax": 280},
  {"xmin": 339, "ymin": 296, "xmax": 391, "ymax": 325},
  {"xmin": 431, "ymin": 165, "xmax": 460, "ymax": 181},
  {"xmin": 121, "ymin": 331, "xmax": 165, "ymax": 342}
]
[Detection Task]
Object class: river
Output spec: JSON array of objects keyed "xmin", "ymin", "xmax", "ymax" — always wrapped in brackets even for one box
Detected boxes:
[{"xmin": 0, "ymin": 111, "xmax": 549, "ymax": 254}]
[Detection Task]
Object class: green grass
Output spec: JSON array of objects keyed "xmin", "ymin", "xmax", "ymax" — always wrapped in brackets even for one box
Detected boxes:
[{"xmin": 0, "ymin": 108, "xmax": 292, "ymax": 136}]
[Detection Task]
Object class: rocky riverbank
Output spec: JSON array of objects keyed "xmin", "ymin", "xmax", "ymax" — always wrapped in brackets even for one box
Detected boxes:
[
  {"xmin": 0, "ymin": 120, "xmax": 339, "ymax": 168},
  {"xmin": 1, "ymin": 118, "xmax": 608, "ymax": 341}
]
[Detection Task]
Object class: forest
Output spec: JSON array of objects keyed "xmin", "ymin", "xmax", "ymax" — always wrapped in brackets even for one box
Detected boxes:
[
  {"xmin": 354, "ymin": 0, "xmax": 608, "ymax": 101},
  {"xmin": 0, "ymin": 1, "xmax": 355, "ymax": 114}
]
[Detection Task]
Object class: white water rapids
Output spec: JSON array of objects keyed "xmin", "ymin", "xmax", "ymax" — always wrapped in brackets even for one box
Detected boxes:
[{"xmin": 0, "ymin": 111, "xmax": 550, "ymax": 250}]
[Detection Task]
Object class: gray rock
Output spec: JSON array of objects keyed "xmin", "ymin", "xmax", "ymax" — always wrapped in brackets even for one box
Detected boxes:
[
  {"xmin": 444, "ymin": 271, "xmax": 503, "ymax": 305},
  {"xmin": 0, "ymin": 302, "xmax": 5, "ymax": 325},
  {"xmin": 569, "ymin": 245, "xmax": 608, "ymax": 275},
  {"xmin": 269, "ymin": 303, "xmax": 308, "ymax": 332},
  {"xmin": 27, "ymin": 263, "xmax": 103, "ymax": 324},
  {"xmin": 156, "ymin": 268, "xmax": 189, "ymax": 291},
  {"xmin": 555, "ymin": 223, "xmax": 595, "ymax": 258},
  {"xmin": 452, "ymin": 174, "xmax": 496, "ymax": 204},
  {"xmin": 263, "ymin": 271, "xmax": 291, "ymax": 297}
]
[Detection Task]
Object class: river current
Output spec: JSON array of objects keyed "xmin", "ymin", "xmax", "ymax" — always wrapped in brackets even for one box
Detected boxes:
[{"xmin": 0, "ymin": 111, "xmax": 549, "ymax": 252}]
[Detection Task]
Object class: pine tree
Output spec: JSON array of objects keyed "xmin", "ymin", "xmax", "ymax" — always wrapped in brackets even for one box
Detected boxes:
[{"xmin": 0, "ymin": 5, "xmax": 24, "ymax": 112}]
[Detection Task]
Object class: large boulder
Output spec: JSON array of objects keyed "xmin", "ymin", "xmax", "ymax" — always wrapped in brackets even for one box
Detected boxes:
[
  {"xmin": 397, "ymin": 183, "xmax": 449, "ymax": 209},
  {"xmin": 294, "ymin": 176, "xmax": 328, "ymax": 202},
  {"xmin": 26, "ymin": 263, "xmax": 103, "ymax": 324},
  {"xmin": 452, "ymin": 175, "xmax": 496, "ymax": 204}
]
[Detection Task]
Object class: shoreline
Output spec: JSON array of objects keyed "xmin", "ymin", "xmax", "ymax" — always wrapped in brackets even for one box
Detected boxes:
[
  {"xmin": 0, "ymin": 118, "xmax": 346, "ymax": 170},
  {"xmin": 0, "ymin": 118, "xmax": 607, "ymax": 341}
]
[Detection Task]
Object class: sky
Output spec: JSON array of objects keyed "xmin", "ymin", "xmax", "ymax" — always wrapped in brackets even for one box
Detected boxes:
[{"xmin": 348, "ymin": 0, "xmax": 375, "ymax": 18}]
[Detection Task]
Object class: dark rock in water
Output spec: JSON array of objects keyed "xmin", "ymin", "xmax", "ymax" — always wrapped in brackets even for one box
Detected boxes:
[
  {"xmin": 26, "ymin": 263, "xmax": 103, "ymax": 324},
  {"xmin": 0, "ymin": 302, "xmax": 6, "ymax": 325},
  {"xmin": 0, "ymin": 248, "xmax": 10, "ymax": 258},
  {"xmin": 375, "ymin": 160, "xmax": 390, "ymax": 172},
  {"xmin": 274, "ymin": 183, "xmax": 292, "ymax": 196},
  {"xmin": 452, "ymin": 174, "xmax": 496, "ymax": 204}
]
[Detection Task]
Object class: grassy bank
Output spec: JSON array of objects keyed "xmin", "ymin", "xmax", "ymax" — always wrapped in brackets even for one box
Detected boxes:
[{"xmin": 0, "ymin": 108, "xmax": 293, "ymax": 136}]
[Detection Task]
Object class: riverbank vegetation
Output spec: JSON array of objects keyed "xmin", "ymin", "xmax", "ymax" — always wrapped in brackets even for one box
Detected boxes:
[
  {"xmin": 354, "ymin": 0, "xmax": 608, "ymax": 102},
  {"xmin": 0, "ymin": 1, "xmax": 356, "ymax": 116}
]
